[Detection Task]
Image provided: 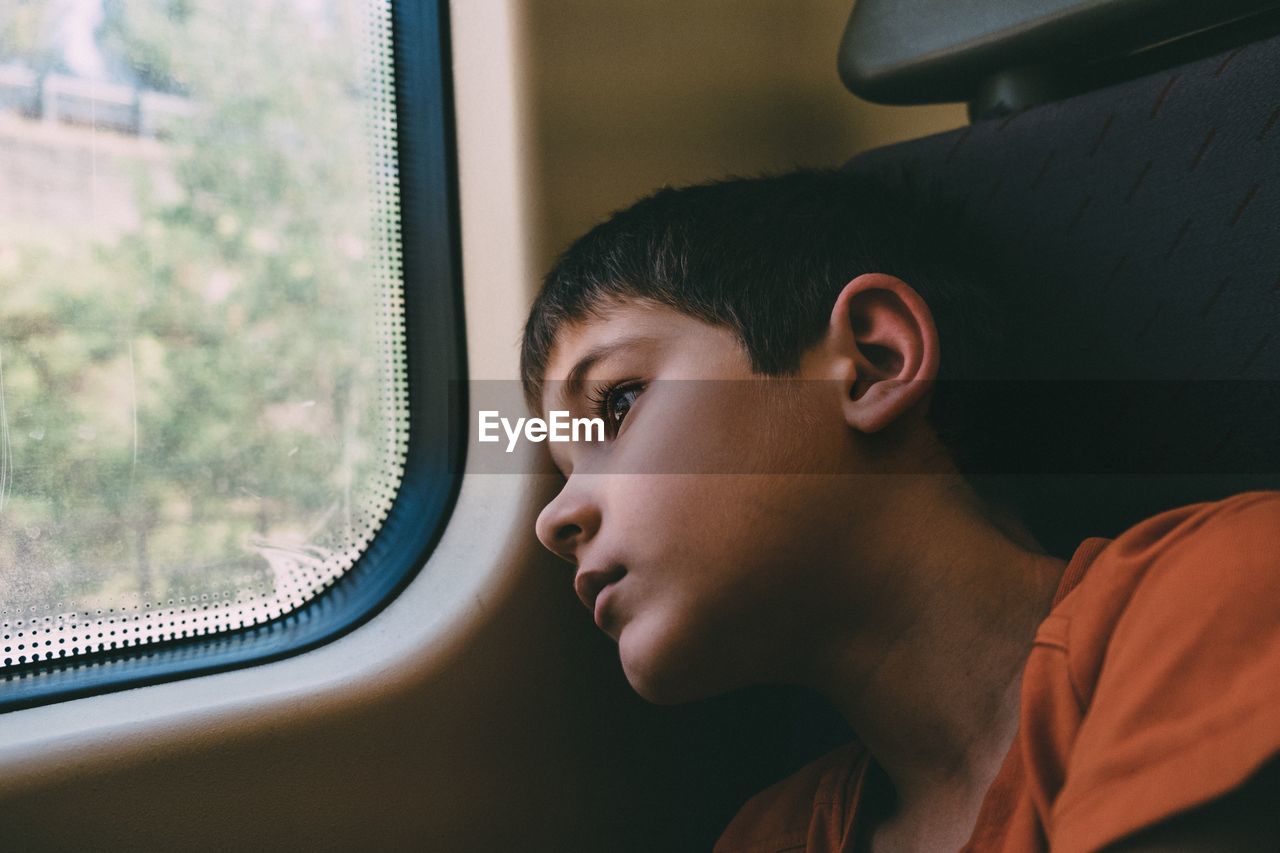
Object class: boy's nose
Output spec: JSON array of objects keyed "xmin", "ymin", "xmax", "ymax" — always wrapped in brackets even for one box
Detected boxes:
[{"xmin": 535, "ymin": 487, "xmax": 600, "ymax": 564}]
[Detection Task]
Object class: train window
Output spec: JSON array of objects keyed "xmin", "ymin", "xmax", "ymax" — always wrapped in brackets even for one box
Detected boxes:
[{"xmin": 0, "ymin": 0, "xmax": 462, "ymax": 709}]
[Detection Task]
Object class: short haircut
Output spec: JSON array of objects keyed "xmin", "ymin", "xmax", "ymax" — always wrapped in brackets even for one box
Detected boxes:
[{"xmin": 520, "ymin": 168, "xmax": 1010, "ymax": 474}]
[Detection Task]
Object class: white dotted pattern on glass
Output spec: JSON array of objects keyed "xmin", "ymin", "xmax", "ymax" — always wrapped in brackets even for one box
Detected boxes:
[{"xmin": 0, "ymin": 0, "xmax": 407, "ymax": 668}]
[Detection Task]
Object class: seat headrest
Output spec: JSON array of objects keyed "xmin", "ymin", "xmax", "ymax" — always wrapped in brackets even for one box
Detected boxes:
[
  {"xmin": 840, "ymin": 0, "xmax": 1280, "ymax": 116},
  {"xmin": 845, "ymin": 31, "xmax": 1280, "ymax": 553}
]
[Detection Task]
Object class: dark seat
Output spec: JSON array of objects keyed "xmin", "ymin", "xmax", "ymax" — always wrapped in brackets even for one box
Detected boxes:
[{"xmin": 845, "ymin": 31, "xmax": 1280, "ymax": 554}]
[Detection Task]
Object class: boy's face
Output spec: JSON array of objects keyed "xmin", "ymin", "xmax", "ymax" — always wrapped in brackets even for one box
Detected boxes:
[{"xmin": 535, "ymin": 300, "xmax": 910, "ymax": 704}]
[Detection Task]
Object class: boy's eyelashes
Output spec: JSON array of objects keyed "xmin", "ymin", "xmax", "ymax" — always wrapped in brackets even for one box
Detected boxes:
[{"xmin": 584, "ymin": 378, "xmax": 646, "ymax": 438}]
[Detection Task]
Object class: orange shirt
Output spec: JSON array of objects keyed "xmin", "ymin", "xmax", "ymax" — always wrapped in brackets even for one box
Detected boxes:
[{"xmin": 715, "ymin": 490, "xmax": 1280, "ymax": 853}]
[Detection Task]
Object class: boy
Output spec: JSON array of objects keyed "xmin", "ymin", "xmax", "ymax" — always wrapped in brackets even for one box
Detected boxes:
[{"xmin": 519, "ymin": 170, "xmax": 1280, "ymax": 852}]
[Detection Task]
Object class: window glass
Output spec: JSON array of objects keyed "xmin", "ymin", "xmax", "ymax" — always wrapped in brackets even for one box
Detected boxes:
[{"xmin": 0, "ymin": 0, "xmax": 406, "ymax": 667}]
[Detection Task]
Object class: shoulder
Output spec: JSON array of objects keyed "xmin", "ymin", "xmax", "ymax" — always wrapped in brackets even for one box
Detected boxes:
[
  {"xmin": 1111, "ymin": 488, "xmax": 1280, "ymax": 631},
  {"xmin": 1056, "ymin": 489, "xmax": 1280, "ymax": 681},
  {"xmin": 1047, "ymin": 490, "xmax": 1280, "ymax": 852},
  {"xmin": 714, "ymin": 741, "xmax": 867, "ymax": 853},
  {"xmin": 1102, "ymin": 488, "xmax": 1280, "ymax": 577}
]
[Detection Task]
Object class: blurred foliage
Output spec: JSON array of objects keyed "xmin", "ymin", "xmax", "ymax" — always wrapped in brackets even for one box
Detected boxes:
[
  {"xmin": 0, "ymin": 4, "xmax": 54, "ymax": 67},
  {"xmin": 0, "ymin": 0, "xmax": 397, "ymax": 614}
]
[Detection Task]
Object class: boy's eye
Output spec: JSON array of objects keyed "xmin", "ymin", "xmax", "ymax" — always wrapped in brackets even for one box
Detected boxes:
[
  {"xmin": 608, "ymin": 385, "xmax": 641, "ymax": 429},
  {"xmin": 589, "ymin": 381, "xmax": 644, "ymax": 436}
]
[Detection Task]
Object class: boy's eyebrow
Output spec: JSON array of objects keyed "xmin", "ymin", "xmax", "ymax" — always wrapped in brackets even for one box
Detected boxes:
[{"xmin": 554, "ymin": 334, "xmax": 655, "ymax": 410}]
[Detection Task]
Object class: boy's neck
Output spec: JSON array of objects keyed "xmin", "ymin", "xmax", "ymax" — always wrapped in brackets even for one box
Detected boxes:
[{"xmin": 803, "ymin": 477, "xmax": 1066, "ymax": 814}]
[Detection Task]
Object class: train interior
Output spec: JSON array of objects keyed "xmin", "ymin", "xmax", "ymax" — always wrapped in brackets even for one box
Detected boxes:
[{"xmin": 1, "ymin": 1, "xmax": 1278, "ymax": 850}]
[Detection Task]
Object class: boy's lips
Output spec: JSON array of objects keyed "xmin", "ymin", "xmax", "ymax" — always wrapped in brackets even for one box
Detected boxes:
[{"xmin": 574, "ymin": 564, "xmax": 627, "ymax": 623}]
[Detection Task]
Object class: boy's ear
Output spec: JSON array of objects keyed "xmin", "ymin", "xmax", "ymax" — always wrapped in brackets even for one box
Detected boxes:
[{"xmin": 824, "ymin": 273, "xmax": 940, "ymax": 434}]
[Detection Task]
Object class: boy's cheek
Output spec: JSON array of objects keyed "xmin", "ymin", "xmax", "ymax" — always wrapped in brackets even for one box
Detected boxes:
[
  {"xmin": 617, "ymin": 418, "xmax": 740, "ymax": 475},
  {"xmin": 612, "ymin": 382, "xmax": 788, "ymax": 475}
]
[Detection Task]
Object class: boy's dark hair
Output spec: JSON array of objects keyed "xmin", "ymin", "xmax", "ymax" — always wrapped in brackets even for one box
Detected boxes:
[{"xmin": 520, "ymin": 168, "xmax": 1010, "ymax": 474}]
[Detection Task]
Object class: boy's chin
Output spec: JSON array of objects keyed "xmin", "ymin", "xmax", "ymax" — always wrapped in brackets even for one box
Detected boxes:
[{"xmin": 617, "ymin": 621, "xmax": 733, "ymax": 705}]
